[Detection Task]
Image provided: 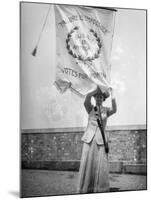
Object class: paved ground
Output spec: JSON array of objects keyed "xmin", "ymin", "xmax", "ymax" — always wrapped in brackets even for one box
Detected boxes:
[{"xmin": 21, "ymin": 170, "xmax": 147, "ymax": 198}]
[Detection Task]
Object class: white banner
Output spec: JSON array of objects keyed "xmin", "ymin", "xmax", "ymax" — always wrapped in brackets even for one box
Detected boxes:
[{"xmin": 54, "ymin": 5, "xmax": 116, "ymax": 97}]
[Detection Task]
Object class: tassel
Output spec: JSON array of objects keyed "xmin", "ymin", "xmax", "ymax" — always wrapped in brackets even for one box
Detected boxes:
[
  {"xmin": 31, "ymin": 6, "xmax": 51, "ymax": 57},
  {"xmin": 32, "ymin": 46, "xmax": 38, "ymax": 56}
]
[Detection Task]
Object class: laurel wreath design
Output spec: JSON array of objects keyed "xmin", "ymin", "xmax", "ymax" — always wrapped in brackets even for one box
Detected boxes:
[{"xmin": 66, "ymin": 26, "xmax": 102, "ymax": 62}]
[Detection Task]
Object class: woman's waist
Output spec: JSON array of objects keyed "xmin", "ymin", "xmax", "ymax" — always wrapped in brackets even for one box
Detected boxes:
[
  {"xmin": 88, "ymin": 119, "xmax": 107, "ymax": 127},
  {"xmin": 82, "ymin": 126, "xmax": 109, "ymax": 144}
]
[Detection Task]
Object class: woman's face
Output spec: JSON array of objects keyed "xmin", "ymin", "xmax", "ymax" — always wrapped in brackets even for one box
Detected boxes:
[{"xmin": 95, "ymin": 94, "xmax": 104, "ymax": 106}]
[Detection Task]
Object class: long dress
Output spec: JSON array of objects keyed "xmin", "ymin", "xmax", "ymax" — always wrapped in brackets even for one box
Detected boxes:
[{"xmin": 77, "ymin": 106, "xmax": 110, "ymax": 193}]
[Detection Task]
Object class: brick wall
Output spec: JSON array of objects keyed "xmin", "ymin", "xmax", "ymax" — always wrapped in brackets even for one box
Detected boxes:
[{"xmin": 21, "ymin": 125, "xmax": 147, "ymax": 174}]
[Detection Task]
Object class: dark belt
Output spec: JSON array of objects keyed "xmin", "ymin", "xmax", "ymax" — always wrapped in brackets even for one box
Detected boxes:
[{"xmin": 94, "ymin": 106, "xmax": 109, "ymax": 154}]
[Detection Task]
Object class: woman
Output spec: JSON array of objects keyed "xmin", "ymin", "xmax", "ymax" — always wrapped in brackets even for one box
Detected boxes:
[{"xmin": 77, "ymin": 86, "xmax": 117, "ymax": 193}]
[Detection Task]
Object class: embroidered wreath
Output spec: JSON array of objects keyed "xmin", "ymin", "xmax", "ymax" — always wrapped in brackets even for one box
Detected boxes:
[{"xmin": 66, "ymin": 26, "xmax": 102, "ymax": 62}]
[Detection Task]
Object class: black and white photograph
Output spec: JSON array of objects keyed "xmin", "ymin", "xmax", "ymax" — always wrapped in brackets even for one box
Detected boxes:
[{"xmin": 20, "ymin": 1, "xmax": 147, "ymax": 198}]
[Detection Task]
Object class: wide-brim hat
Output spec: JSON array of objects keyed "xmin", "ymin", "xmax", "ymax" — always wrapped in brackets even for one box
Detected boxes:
[{"xmin": 93, "ymin": 87, "xmax": 110, "ymax": 100}]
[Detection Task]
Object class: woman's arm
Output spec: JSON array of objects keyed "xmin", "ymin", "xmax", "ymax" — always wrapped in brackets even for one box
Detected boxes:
[
  {"xmin": 107, "ymin": 88, "xmax": 117, "ymax": 117},
  {"xmin": 84, "ymin": 88, "xmax": 98, "ymax": 114}
]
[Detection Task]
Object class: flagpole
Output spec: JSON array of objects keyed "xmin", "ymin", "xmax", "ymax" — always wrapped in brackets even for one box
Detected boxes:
[{"xmin": 32, "ymin": 5, "xmax": 51, "ymax": 56}]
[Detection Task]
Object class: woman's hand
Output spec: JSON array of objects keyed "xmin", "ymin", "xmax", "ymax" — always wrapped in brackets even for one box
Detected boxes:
[{"xmin": 108, "ymin": 87, "xmax": 115, "ymax": 99}]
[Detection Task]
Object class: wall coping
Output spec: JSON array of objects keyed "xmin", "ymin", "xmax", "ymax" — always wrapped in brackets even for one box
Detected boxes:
[{"xmin": 21, "ymin": 124, "xmax": 146, "ymax": 134}]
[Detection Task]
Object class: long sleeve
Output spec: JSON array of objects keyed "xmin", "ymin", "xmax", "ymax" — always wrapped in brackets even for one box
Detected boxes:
[
  {"xmin": 84, "ymin": 87, "xmax": 99, "ymax": 114},
  {"xmin": 84, "ymin": 94, "xmax": 93, "ymax": 114},
  {"xmin": 107, "ymin": 98, "xmax": 117, "ymax": 117}
]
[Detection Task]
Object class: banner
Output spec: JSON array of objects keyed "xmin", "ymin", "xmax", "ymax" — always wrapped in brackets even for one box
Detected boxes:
[{"xmin": 54, "ymin": 5, "xmax": 116, "ymax": 97}]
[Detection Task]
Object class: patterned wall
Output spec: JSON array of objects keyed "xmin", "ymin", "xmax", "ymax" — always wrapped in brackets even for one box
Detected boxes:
[{"xmin": 21, "ymin": 125, "xmax": 147, "ymax": 173}]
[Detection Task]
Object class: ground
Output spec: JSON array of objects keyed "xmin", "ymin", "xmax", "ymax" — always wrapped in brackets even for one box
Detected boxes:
[{"xmin": 21, "ymin": 170, "xmax": 147, "ymax": 198}]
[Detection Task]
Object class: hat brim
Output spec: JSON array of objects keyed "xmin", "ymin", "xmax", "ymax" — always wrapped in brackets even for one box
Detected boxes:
[{"xmin": 93, "ymin": 88, "xmax": 110, "ymax": 100}]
